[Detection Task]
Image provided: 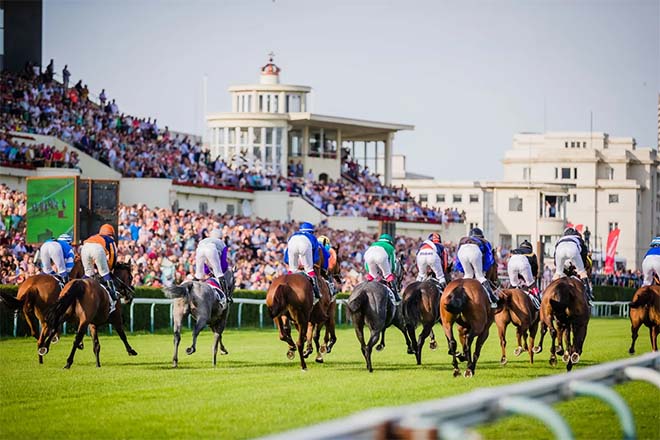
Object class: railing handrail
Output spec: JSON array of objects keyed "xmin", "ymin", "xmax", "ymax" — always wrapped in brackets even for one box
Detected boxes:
[{"xmin": 259, "ymin": 352, "xmax": 660, "ymax": 440}]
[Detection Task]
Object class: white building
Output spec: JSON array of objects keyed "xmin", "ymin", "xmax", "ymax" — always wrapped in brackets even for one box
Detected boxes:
[
  {"xmin": 395, "ymin": 132, "xmax": 659, "ymax": 269},
  {"xmin": 206, "ymin": 56, "xmax": 413, "ymax": 184}
]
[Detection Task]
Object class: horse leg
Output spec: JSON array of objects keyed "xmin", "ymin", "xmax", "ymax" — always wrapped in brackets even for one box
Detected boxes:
[
  {"xmin": 64, "ymin": 323, "xmax": 87, "ymax": 369},
  {"xmin": 212, "ymin": 325, "xmax": 221, "ymax": 367},
  {"xmin": 548, "ymin": 324, "xmax": 558, "ymax": 367},
  {"xmin": 365, "ymin": 323, "xmax": 381, "ymax": 373},
  {"xmin": 313, "ymin": 323, "xmax": 324, "ymax": 363},
  {"xmin": 186, "ymin": 316, "xmax": 207, "ymax": 355},
  {"xmin": 534, "ymin": 321, "xmax": 547, "ymax": 354},
  {"xmin": 415, "ymin": 323, "xmax": 434, "ymax": 366},
  {"xmin": 23, "ymin": 306, "xmax": 38, "ymax": 339},
  {"xmin": 217, "ymin": 309, "xmax": 229, "ymax": 355},
  {"xmin": 173, "ymin": 320, "xmax": 182, "ymax": 368},
  {"xmin": 429, "ymin": 329, "xmax": 438, "ymax": 350},
  {"xmin": 376, "ymin": 328, "xmax": 386, "ymax": 351},
  {"xmin": 324, "ymin": 315, "xmax": 337, "ymax": 354},
  {"xmin": 112, "ymin": 315, "xmax": 138, "ymax": 356},
  {"xmin": 443, "ymin": 322, "xmax": 461, "ymax": 377},
  {"xmin": 405, "ymin": 323, "xmax": 419, "ymax": 357},
  {"xmin": 457, "ymin": 326, "xmax": 468, "ymax": 362},
  {"xmin": 528, "ymin": 319, "xmax": 539, "ymax": 364},
  {"xmin": 277, "ymin": 317, "xmax": 297, "ymax": 359},
  {"xmin": 569, "ymin": 323, "xmax": 588, "ymax": 368},
  {"xmin": 514, "ymin": 327, "xmax": 525, "ymax": 357},
  {"xmin": 470, "ymin": 328, "xmax": 490, "ymax": 376},
  {"xmin": 36, "ymin": 325, "xmax": 49, "ymax": 364},
  {"xmin": 353, "ymin": 314, "xmax": 369, "ymax": 370},
  {"xmin": 303, "ymin": 322, "xmax": 314, "ymax": 359},
  {"xmin": 294, "ymin": 319, "xmax": 308, "ymax": 371},
  {"xmin": 561, "ymin": 326, "xmax": 572, "ymax": 364},
  {"xmin": 628, "ymin": 319, "xmax": 640, "ymax": 355},
  {"xmin": 497, "ymin": 319, "xmax": 507, "ymax": 365},
  {"xmin": 463, "ymin": 333, "xmax": 476, "ymax": 378},
  {"xmin": 90, "ymin": 324, "xmax": 101, "ymax": 368},
  {"xmin": 652, "ymin": 325, "xmax": 659, "ymax": 351}
]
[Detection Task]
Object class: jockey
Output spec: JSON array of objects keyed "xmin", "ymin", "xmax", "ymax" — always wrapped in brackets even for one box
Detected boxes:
[
  {"xmin": 641, "ymin": 236, "xmax": 660, "ymax": 286},
  {"xmin": 284, "ymin": 222, "xmax": 329, "ymax": 301},
  {"xmin": 364, "ymin": 233, "xmax": 400, "ymax": 302},
  {"xmin": 81, "ymin": 224, "xmax": 118, "ymax": 311},
  {"xmin": 195, "ymin": 228, "xmax": 229, "ymax": 298},
  {"xmin": 553, "ymin": 227, "xmax": 593, "ymax": 303},
  {"xmin": 508, "ymin": 240, "xmax": 541, "ymax": 309},
  {"xmin": 415, "ymin": 232, "xmax": 447, "ymax": 289},
  {"xmin": 39, "ymin": 233, "xmax": 75, "ymax": 283},
  {"xmin": 318, "ymin": 235, "xmax": 339, "ymax": 296},
  {"xmin": 455, "ymin": 227, "xmax": 498, "ymax": 308}
]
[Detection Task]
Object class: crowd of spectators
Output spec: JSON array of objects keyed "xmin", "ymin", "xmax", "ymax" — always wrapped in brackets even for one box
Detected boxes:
[{"xmin": 0, "ymin": 133, "xmax": 79, "ymax": 169}]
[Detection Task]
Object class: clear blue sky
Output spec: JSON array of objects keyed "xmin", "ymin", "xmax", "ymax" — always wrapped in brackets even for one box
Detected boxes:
[{"xmin": 43, "ymin": 0, "xmax": 659, "ymax": 180}]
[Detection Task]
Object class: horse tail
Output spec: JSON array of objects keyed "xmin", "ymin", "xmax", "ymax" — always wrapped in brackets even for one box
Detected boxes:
[
  {"xmin": 445, "ymin": 285, "xmax": 467, "ymax": 314},
  {"xmin": 0, "ymin": 290, "xmax": 25, "ymax": 310},
  {"xmin": 549, "ymin": 283, "xmax": 571, "ymax": 320},
  {"xmin": 629, "ymin": 288, "xmax": 653, "ymax": 309},
  {"xmin": 163, "ymin": 283, "xmax": 193, "ymax": 300},
  {"xmin": 347, "ymin": 286, "xmax": 366, "ymax": 314},
  {"xmin": 47, "ymin": 280, "xmax": 85, "ymax": 330},
  {"xmin": 268, "ymin": 284, "xmax": 289, "ymax": 318},
  {"xmin": 402, "ymin": 286, "xmax": 422, "ymax": 324}
]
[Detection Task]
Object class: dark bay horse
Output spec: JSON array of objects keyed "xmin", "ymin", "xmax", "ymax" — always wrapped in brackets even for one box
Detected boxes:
[
  {"xmin": 440, "ymin": 279, "xmax": 494, "ymax": 377},
  {"xmin": 0, "ymin": 258, "xmax": 84, "ymax": 364},
  {"xmin": 163, "ymin": 270, "xmax": 235, "ymax": 367},
  {"xmin": 536, "ymin": 276, "xmax": 590, "ymax": 371},
  {"xmin": 40, "ymin": 263, "xmax": 137, "ymax": 369},
  {"xmin": 402, "ymin": 279, "xmax": 443, "ymax": 365},
  {"xmin": 628, "ymin": 285, "xmax": 660, "ymax": 354},
  {"xmin": 495, "ymin": 288, "xmax": 539, "ymax": 365}
]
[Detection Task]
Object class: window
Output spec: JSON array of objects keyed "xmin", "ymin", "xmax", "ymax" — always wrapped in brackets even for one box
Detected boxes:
[
  {"xmin": 573, "ymin": 168, "xmax": 578, "ymax": 179},
  {"xmin": 564, "ymin": 142, "xmax": 568, "ymax": 148},
  {"xmin": 561, "ymin": 168, "xmax": 571, "ymax": 179},
  {"xmin": 469, "ymin": 222, "xmax": 479, "ymax": 231},
  {"xmin": 608, "ymin": 168, "xmax": 614, "ymax": 180},
  {"xmin": 419, "ymin": 194, "xmax": 428, "ymax": 203},
  {"xmin": 609, "ymin": 194, "xmax": 619, "ymax": 204},
  {"xmin": 509, "ymin": 196, "xmax": 523, "ymax": 212},
  {"xmin": 523, "ymin": 167, "xmax": 531, "ymax": 180},
  {"xmin": 582, "ymin": 141, "xmax": 586, "ymax": 148},
  {"xmin": 227, "ymin": 204, "xmax": 235, "ymax": 216},
  {"xmin": 555, "ymin": 168, "xmax": 558, "ymax": 179},
  {"xmin": 469, "ymin": 194, "xmax": 479, "ymax": 203},
  {"xmin": 573, "ymin": 194, "xmax": 577, "ymax": 203},
  {"xmin": 199, "ymin": 202, "xmax": 208, "ymax": 214},
  {"xmin": 436, "ymin": 194, "xmax": 445, "ymax": 203},
  {"xmin": 452, "ymin": 194, "xmax": 462, "ymax": 203},
  {"xmin": 608, "ymin": 222, "xmax": 618, "ymax": 232}
]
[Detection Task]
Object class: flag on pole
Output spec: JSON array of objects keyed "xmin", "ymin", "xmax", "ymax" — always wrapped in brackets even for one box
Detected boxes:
[{"xmin": 604, "ymin": 228, "xmax": 620, "ymax": 274}]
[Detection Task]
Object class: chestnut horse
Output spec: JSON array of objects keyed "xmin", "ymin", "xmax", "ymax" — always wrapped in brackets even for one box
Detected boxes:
[
  {"xmin": 440, "ymin": 278, "xmax": 494, "ymax": 377},
  {"xmin": 402, "ymin": 280, "xmax": 443, "ymax": 365},
  {"xmin": 628, "ymin": 285, "xmax": 660, "ymax": 354},
  {"xmin": 0, "ymin": 257, "xmax": 84, "ymax": 364},
  {"xmin": 41, "ymin": 263, "xmax": 137, "ymax": 369},
  {"xmin": 495, "ymin": 288, "xmax": 539, "ymax": 365},
  {"xmin": 536, "ymin": 277, "xmax": 590, "ymax": 371},
  {"xmin": 266, "ymin": 249, "xmax": 331, "ymax": 370}
]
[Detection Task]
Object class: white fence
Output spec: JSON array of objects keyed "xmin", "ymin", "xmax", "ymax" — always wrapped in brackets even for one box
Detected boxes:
[{"xmin": 259, "ymin": 352, "xmax": 660, "ymax": 440}]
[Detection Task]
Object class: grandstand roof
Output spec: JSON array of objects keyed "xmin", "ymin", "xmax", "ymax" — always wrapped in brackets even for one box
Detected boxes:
[{"xmin": 288, "ymin": 113, "xmax": 414, "ymax": 140}]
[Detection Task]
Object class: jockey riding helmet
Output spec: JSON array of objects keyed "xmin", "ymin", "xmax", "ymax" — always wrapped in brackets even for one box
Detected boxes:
[
  {"xmin": 428, "ymin": 232, "xmax": 442, "ymax": 243},
  {"xmin": 519, "ymin": 240, "xmax": 533, "ymax": 251},
  {"xmin": 318, "ymin": 235, "xmax": 331, "ymax": 249},
  {"xmin": 379, "ymin": 233, "xmax": 394, "ymax": 245},
  {"xmin": 469, "ymin": 227, "xmax": 484, "ymax": 238},
  {"xmin": 650, "ymin": 236, "xmax": 660, "ymax": 247},
  {"xmin": 99, "ymin": 224, "xmax": 115, "ymax": 237},
  {"xmin": 210, "ymin": 228, "xmax": 222, "ymax": 239},
  {"xmin": 563, "ymin": 227, "xmax": 579, "ymax": 236},
  {"xmin": 57, "ymin": 233, "xmax": 73, "ymax": 244},
  {"xmin": 300, "ymin": 222, "xmax": 314, "ymax": 233}
]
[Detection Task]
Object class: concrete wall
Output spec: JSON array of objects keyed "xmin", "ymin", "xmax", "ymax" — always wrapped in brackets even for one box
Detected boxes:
[
  {"xmin": 120, "ymin": 178, "xmax": 173, "ymax": 209},
  {"xmin": 252, "ymin": 191, "xmax": 291, "ymax": 221},
  {"xmin": 289, "ymin": 195, "xmax": 326, "ymax": 224},
  {"xmin": 0, "ymin": 166, "xmax": 80, "ymax": 192}
]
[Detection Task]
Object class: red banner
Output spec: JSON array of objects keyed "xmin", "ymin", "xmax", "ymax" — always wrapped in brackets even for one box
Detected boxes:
[{"xmin": 604, "ymin": 228, "xmax": 620, "ymax": 274}]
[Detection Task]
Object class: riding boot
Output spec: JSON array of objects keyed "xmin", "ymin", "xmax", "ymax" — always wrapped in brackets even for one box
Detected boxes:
[
  {"xmin": 388, "ymin": 281, "xmax": 401, "ymax": 303},
  {"xmin": 581, "ymin": 277, "xmax": 594, "ymax": 305},
  {"xmin": 310, "ymin": 276, "xmax": 320, "ymax": 302},
  {"xmin": 526, "ymin": 285, "xmax": 541, "ymax": 310},
  {"xmin": 481, "ymin": 280, "xmax": 498, "ymax": 309},
  {"xmin": 102, "ymin": 276, "xmax": 118, "ymax": 313}
]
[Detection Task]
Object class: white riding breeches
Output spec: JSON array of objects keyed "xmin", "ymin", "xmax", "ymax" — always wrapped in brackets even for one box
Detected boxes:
[
  {"xmin": 80, "ymin": 242, "xmax": 110, "ymax": 278},
  {"xmin": 195, "ymin": 243, "xmax": 224, "ymax": 279},
  {"xmin": 508, "ymin": 254, "xmax": 534, "ymax": 287},
  {"xmin": 457, "ymin": 244, "xmax": 486, "ymax": 283},
  {"xmin": 416, "ymin": 250, "xmax": 445, "ymax": 283},
  {"xmin": 40, "ymin": 241, "xmax": 66, "ymax": 275},
  {"xmin": 364, "ymin": 246, "xmax": 391, "ymax": 279},
  {"xmin": 642, "ymin": 254, "xmax": 660, "ymax": 286},
  {"xmin": 287, "ymin": 235, "xmax": 314, "ymax": 274},
  {"xmin": 554, "ymin": 241, "xmax": 586, "ymax": 279}
]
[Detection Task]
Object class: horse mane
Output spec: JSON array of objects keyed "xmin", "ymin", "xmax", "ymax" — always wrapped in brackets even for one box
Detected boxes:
[{"xmin": 115, "ymin": 262, "xmax": 132, "ymax": 271}]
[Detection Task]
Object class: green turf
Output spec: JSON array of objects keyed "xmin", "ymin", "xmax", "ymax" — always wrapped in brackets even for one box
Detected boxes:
[{"xmin": 0, "ymin": 319, "xmax": 658, "ymax": 439}]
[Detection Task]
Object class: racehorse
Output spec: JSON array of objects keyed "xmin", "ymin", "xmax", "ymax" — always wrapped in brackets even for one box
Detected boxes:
[
  {"xmin": 40, "ymin": 263, "xmax": 137, "ymax": 369},
  {"xmin": 402, "ymin": 277, "xmax": 444, "ymax": 366},
  {"xmin": 0, "ymin": 257, "xmax": 84, "ymax": 364},
  {"xmin": 347, "ymin": 259, "xmax": 413, "ymax": 372},
  {"xmin": 440, "ymin": 278, "xmax": 494, "ymax": 377},
  {"xmin": 495, "ymin": 287, "xmax": 539, "ymax": 365},
  {"xmin": 163, "ymin": 270, "xmax": 235, "ymax": 367},
  {"xmin": 536, "ymin": 276, "xmax": 590, "ymax": 371},
  {"xmin": 628, "ymin": 285, "xmax": 660, "ymax": 354},
  {"xmin": 266, "ymin": 249, "xmax": 331, "ymax": 370}
]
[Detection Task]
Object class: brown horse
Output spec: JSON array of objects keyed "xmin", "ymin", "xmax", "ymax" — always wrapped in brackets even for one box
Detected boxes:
[
  {"xmin": 628, "ymin": 285, "xmax": 660, "ymax": 354},
  {"xmin": 402, "ymin": 280, "xmax": 442, "ymax": 365},
  {"xmin": 40, "ymin": 263, "xmax": 138, "ymax": 369},
  {"xmin": 536, "ymin": 277, "xmax": 590, "ymax": 371},
  {"xmin": 0, "ymin": 258, "xmax": 84, "ymax": 364},
  {"xmin": 440, "ymin": 278, "xmax": 494, "ymax": 377},
  {"xmin": 495, "ymin": 288, "xmax": 539, "ymax": 365}
]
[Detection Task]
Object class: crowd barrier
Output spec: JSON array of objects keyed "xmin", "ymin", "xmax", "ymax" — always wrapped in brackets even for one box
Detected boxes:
[{"xmin": 259, "ymin": 352, "xmax": 660, "ymax": 440}]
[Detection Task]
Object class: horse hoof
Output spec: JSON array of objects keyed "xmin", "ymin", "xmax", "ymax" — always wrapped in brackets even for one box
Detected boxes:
[
  {"xmin": 38, "ymin": 347, "xmax": 48, "ymax": 356},
  {"xmin": 220, "ymin": 348, "xmax": 229, "ymax": 355},
  {"xmin": 453, "ymin": 368, "xmax": 461, "ymax": 377},
  {"xmin": 172, "ymin": 362, "xmax": 178, "ymax": 368},
  {"xmin": 514, "ymin": 347, "xmax": 523, "ymax": 357},
  {"xmin": 63, "ymin": 363, "xmax": 71, "ymax": 370},
  {"xmin": 186, "ymin": 347, "xmax": 195, "ymax": 355},
  {"xmin": 571, "ymin": 352, "xmax": 580, "ymax": 364},
  {"xmin": 407, "ymin": 348, "xmax": 415, "ymax": 355},
  {"xmin": 78, "ymin": 342, "xmax": 84, "ymax": 350},
  {"xmin": 457, "ymin": 354, "xmax": 467, "ymax": 362},
  {"xmin": 315, "ymin": 357, "xmax": 324, "ymax": 364},
  {"xmin": 52, "ymin": 335, "xmax": 59, "ymax": 344},
  {"xmin": 128, "ymin": 349, "xmax": 138, "ymax": 356},
  {"xmin": 562, "ymin": 353, "xmax": 570, "ymax": 364},
  {"xmin": 464, "ymin": 370, "xmax": 473, "ymax": 378},
  {"xmin": 556, "ymin": 348, "xmax": 564, "ymax": 356},
  {"xmin": 375, "ymin": 344, "xmax": 384, "ymax": 352},
  {"xmin": 303, "ymin": 351, "xmax": 312, "ymax": 359},
  {"xmin": 533, "ymin": 346, "xmax": 542, "ymax": 354},
  {"xmin": 286, "ymin": 350, "xmax": 295, "ymax": 360},
  {"xmin": 566, "ymin": 362, "xmax": 574, "ymax": 372},
  {"xmin": 500, "ymin": 357, "xmax": 508, "ymax": 366},
  {"xmin": 429, "ymin": 341, "xmax": 438, "ymax": 351},
  {"xmin": 628, "ymin": 348, "xmax": 635, "ymax": 355},
  {"xmin": 301, "ymin": 368, "xmax": 307, "ymax": 373},
  {"xmin": 549, "ymin": 357, "xmax": 557, "ymax": 367}
]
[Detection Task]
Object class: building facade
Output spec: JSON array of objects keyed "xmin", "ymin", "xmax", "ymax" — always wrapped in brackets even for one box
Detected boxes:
[
  {"xmin": 206, "ymin": 56, "xmax": 413, "ymax": 183},
  {"xmin": 395, "ymin": 132, "xmax": 659, "ymax": 269}
]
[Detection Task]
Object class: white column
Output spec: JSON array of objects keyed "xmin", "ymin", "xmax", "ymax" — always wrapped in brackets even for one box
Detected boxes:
[
  {"xmin": 251, "ymin": 91, "xmax": 258, "ymax": 112},
  {"xmin": 301, "ymin": 94, "xmax": 307, "ymax": 112},
  {"xmin": 232, "ymin": 94, "xmax": 238, "ymax": 112},
  {"xmin": 302, "ymin": 125, "xmax": 309, "ymax": 156},
  {"xmin": 281, "ymin": 126, "xmax": 288, "ymax": 177},
  {"xmin": 279, "ymin": 92, "xmax": 286, "ymax": 113},
  {"xmin": 384, "ymin": 133, "xmax": 393, "ymax": 186}
]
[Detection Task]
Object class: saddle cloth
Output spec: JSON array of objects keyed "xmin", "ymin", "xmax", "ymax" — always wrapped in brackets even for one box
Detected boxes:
[
  {"xmin": 380, "ymin": 281, "xmax": 396, "ymax": 306},
  {"xmin": 49, "ymin": 274, "xmax": 65, "ymax": 290}
]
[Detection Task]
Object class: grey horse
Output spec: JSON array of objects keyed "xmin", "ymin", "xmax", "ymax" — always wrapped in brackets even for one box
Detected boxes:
[
  {"xmin": 163, "ymin": 271, "xmax": 235, "ymax": 368},
  {"xmin": 347, "ymin": 262, "xmax": 413, "ymax": 372}
]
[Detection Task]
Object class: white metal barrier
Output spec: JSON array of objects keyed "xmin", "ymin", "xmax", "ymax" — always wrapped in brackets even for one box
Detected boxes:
[{"xmin": 259, "ymin": 352, "xmax": 660, "ymax": 440}]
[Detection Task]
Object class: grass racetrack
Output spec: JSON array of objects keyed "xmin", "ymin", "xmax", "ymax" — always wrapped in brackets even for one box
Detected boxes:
[{"xmin": 0, "ymin": 319, "xmax": 658, "ymax": 439}]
